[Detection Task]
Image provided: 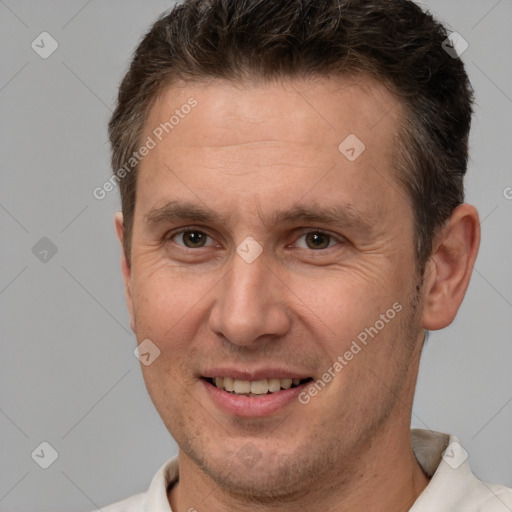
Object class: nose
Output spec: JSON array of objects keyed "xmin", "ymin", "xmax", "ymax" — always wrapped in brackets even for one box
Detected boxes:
[{"xmin": 208, "ymin": 247, "xmax": 292, "ymax": 349}]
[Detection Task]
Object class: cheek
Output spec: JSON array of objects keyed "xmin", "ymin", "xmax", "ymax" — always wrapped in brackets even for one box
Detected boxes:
[
  {"xmin": 294, "ymin": 266, "xmax": 397, "ymax": 332},
  {"xmin": 132, "ymin": 269, "xmax": 208, "ymax": 408},
  {"xmin": 291, "ymin": 268, "xmax": 412, "ymax": 386},
  {"xmin": 131, "ymin": 264, "xmax": 199, "ymax": 339}
]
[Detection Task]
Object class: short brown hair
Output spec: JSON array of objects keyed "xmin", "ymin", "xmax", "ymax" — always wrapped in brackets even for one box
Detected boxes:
[{"xmin": 109, "ymin": 0, "xmax": 473, "ymax": 273}]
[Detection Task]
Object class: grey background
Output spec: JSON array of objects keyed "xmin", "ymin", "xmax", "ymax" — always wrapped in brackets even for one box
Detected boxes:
[{"xmin": 0, "ymin": 1, "xmax": 511, "ymax": 510}]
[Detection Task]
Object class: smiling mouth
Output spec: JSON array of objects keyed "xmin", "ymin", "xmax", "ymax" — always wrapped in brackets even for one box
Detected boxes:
[{"xmin": 203, "ymin": 376, "xmax": 313, "ymax": 396}]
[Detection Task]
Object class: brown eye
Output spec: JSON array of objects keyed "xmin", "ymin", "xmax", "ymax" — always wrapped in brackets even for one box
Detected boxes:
[
  {"xmin": 295, "ymin": 231, "xmax": 338, "ymax": 250},
  {"xmin": 173, "ymin": 230, "xmax": 211, "ymax": 248},
  {"xmin": 305, "ymin": 232, "xmax": 331, "ymax": 249}
]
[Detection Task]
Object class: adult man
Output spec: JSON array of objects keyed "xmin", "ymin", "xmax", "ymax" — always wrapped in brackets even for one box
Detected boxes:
[{"xmin": 103, "ymin": 0, "xmax": 512, "ymax": 510}]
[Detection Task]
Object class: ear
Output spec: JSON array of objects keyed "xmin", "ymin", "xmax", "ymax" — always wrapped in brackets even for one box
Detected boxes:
[
  {"xmin": 421, "ymin": 203, "xmax": 480, "ymax": 330},
  {"xmin": 114, "ymin": 212, "xmax": 135, "ymax": 332}
]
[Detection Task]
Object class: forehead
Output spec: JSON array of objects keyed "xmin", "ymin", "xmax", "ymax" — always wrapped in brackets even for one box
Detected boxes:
[
  {"xmin": 135, "ymin": 76, "xmax": 407, "ymax": 226},
  {"xmin": 144, "ymin": 76, "xmax": 400, "ymax": 150}
]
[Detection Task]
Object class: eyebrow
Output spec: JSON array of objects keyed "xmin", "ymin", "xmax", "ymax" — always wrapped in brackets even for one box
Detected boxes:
[{"xmin": 144, "ymin": 200, "xmax": 374, "ymax": 233}]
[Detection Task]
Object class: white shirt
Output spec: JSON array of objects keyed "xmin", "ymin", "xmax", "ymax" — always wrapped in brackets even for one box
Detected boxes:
[{"xmin": 99, "ymin": 429, "xmax": 512, "ymax": 511}]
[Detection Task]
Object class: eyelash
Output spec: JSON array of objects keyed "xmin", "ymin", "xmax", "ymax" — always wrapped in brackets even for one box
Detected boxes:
[{"xmin": 164, "ymin": 227, "xmax": 344, "ymax": 251}]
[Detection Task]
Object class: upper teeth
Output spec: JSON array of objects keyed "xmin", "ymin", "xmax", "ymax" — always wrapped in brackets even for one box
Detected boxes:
[{"xmin": 214, "ymin": 377, "xmax": 302, "ymax": 395}]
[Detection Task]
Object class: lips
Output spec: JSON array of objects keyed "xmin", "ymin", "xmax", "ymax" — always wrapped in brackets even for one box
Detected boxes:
[{"xmin": 200, "ymin": 369, "xmax": 314, "ymax": 417}]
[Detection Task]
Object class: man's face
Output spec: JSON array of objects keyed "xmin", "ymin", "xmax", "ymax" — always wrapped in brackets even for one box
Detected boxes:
[{"xmin": 118, "ymin": 77, "xmax": 426, "ymax": 497}]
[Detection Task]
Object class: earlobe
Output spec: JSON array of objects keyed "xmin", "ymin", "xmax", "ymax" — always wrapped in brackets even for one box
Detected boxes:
[
  {"xmin": 421, "ymin": 204, "xmax": 481, "ymax": 331},
  {"xmin": 114, "ymin": 212, "xmax": 136, "ymax": 332}
]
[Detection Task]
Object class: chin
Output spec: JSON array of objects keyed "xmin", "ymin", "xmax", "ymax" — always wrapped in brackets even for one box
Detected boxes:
[
  {"xmin": 210, "ymin": 466, "xmax": 307, "ymax": 502},
  {"xmin": 188, "ymin": 442, "xmax": 323, "ymax": 502}
]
